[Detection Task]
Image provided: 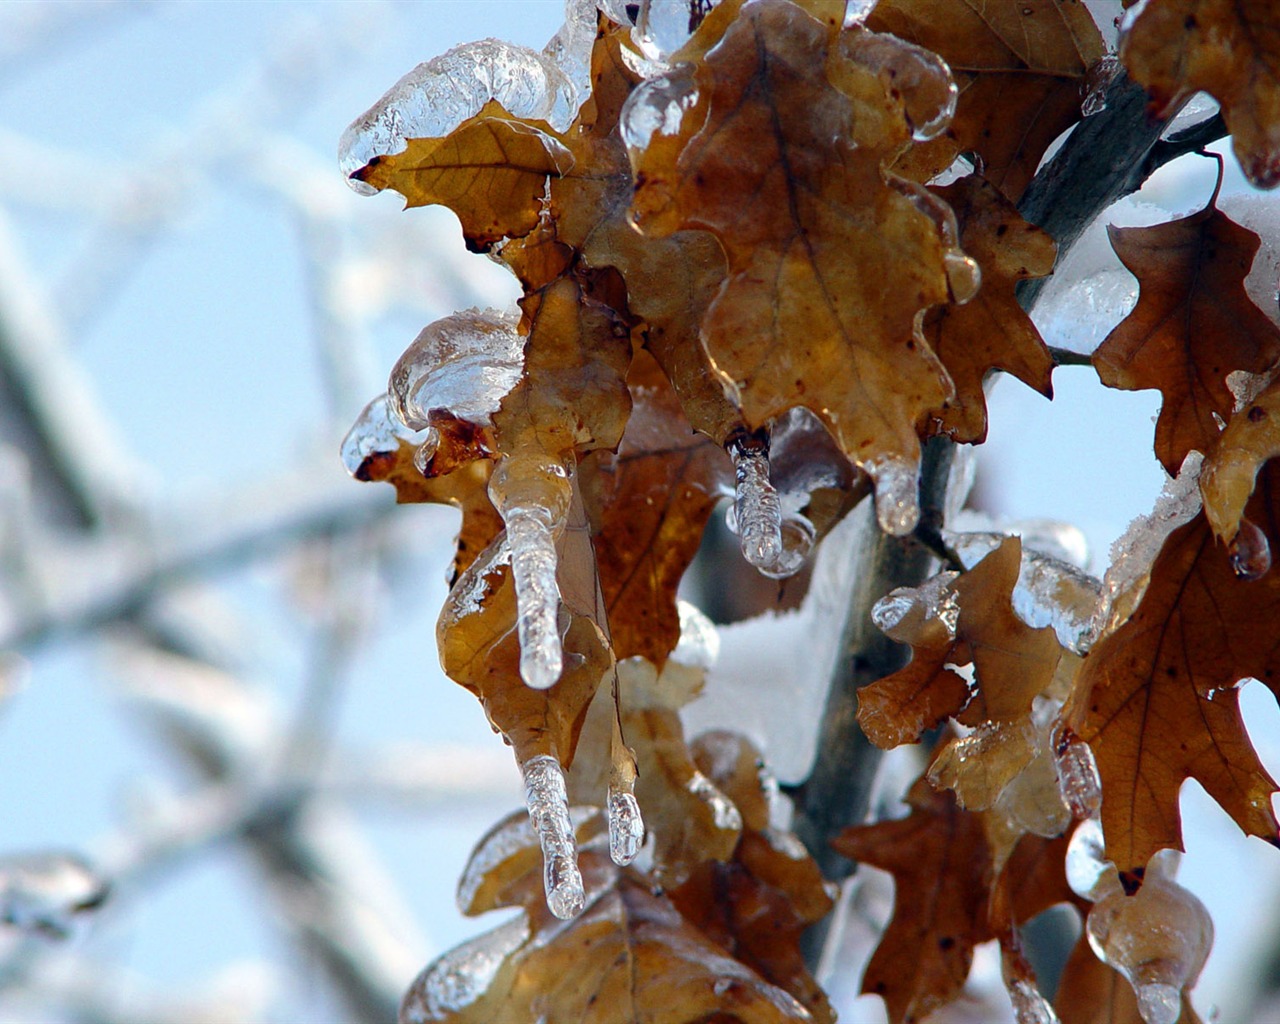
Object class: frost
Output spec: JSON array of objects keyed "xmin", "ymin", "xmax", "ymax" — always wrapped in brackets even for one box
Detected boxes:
[
  {"xmin": 339, "ymin": 39, "xmax": 577, "ymax": 190},
  {"xmin": 522, "ymin": 755, "xmax": 585, "ymax": 919},
  {"xmin": 387, "ymin": 308, "xmax": 523, "ymax": 431},
  {"xmin": 400, "ymin": 914, "xmax": 531, "ymax": 1022},
  {"xmin": 0, "ymin": 852, "xmax": 108, "ymax": 939}
]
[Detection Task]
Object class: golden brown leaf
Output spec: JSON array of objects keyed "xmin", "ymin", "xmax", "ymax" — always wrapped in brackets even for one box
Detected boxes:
[
  {"xmin": 1200, "ymin": 368, "xmax": 1280, "ymax": 545},
  {"xmin": 867, "ymin": 0, "xmax": 1105, "ymax": 201},
  {"xmin": 666, "ymin": 732, "xmax": 836, "ymax": 1023},
  {"xmin": 404, "ymin": 842, "xmax": 812, "ymax": 1024},
  {"xmin": 1121, "ymin": 0, "xmax": 1280, "ymax": 188},
  {"xmin": 1065, "ymin": 460, "xmax": 1280, "ymax": 878},
  {"xmin": 436, "ymin": 515, "xmax": 612, "ymax": 767},
  {"xmin": 630, "ymin": 1, "xmax": 961, "ymax": 483},
  {"xmin": 833, "ymin": 774, "xmax": 995, "ymax": 1024},
  {"xmin": 1093, "ymin": 201, "xmax": 1280, "ymax": 477},
  {"xmin": 579, "ymin": 365, "xmax": 733, "ymax": 666},
  {"xmin": 923, "ymin": 175, "xmax": 1057, "ymax": 443},
  {"xmin": 352, "ymin": 100, "xmax": 573, "ymax": 250}
]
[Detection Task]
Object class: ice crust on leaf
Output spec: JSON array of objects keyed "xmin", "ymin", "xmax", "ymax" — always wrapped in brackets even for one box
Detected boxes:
[
  {"xmin": 619, "ymin": 64, "xmax": 699, "ymax": 153},
  {"xmin": 340, "ymin": 394, "xmax": 433, "ymax": 480},
  {"xmin": 400, "ymin": 913, "xmax": 531, "ymax": 1022},
  {"xmin": 388, "ymin": 308, "xmax": 523, "ymax": 431},
  {"xmin": 340, "ymin": 38, "xmax": 578, "ymax": 190},
  {"xmin": 0, "ymin": 852, "xmax": 109, "ymax": 939}
]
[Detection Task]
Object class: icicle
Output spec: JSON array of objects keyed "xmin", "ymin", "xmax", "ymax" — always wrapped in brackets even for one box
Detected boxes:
[
  {"xmin": 1086, "ymin": 864, "xmax": 1213, "ymax": 1024},
  {"xmin": 1229, "ymin": 517, "xmax": 1272, "ymax": 580},
  {"xmin": 488, "ymin": 456, "xmax": 574, "ymax": 690},
  {"xmin": 757, "ymin": 513, "xmax": 816, "ymax": 580},
  {"xmin": 865, "ymin": 455, "xmax": 921, "ymax": 536},
  {"xmin": 1053, "ymin": 726, "xmax": 1103, "ymax": 819},
  {"xmin": 1065, "ymin": 819, "xmax": 1121, "ymax": 903},
  {"xmin": 0, "ymin": 852, "xmax": 109, "ymax": 939},
  {"xmin": 727, "ymin": 431, "xmax": 784, "ymax": 571},
  {"xmin": 521, "ymin": 755, "xmax": 585, "ymax": 919},
  {"xmin": 607, "ymin": 678, "xmax": 644, "ymax": 867},
  {"xmin": 1007, "ymin": 978, "xmax": 1060, "ymax": 1024}
]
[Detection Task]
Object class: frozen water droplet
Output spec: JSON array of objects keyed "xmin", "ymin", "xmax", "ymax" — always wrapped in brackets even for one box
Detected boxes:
[
  {"xmin": 1135, "ymin": 984, "xmax": 1182, "ymax": 1024},
  {"xmin": 1229, "ymin": 518, "xmax": 1272, "ymax": 580},
  {"xmin": 522, "ymin": 755, "xmax": 585, "ymax": 919},
  {"xmin": 728, "ymin": 432, "xmax": 784, "ymax": 571},
  {"xmin": 757, "ymin": 513, "xmax": 815, "ymax": 579},
  {"xmin": 1066, "ymin": 819, "xmax": 1121, "ymax": 902},
  {"xmin": 505, "ymin": 506, "xmax": 564, "ymax": 690},
  {"xmin": 412, "ymin": 432, "xmax": 440, "ymax": 476},
  {"xmin": 1054, "ymin": 727, "xmax": 1102, "ymax": 819},
  {"xmin": 607, "ymin": 788, "xmax": 644, "ymax": 865},
  {"xmin": 340, "ymin": 394, "xmax": 432, "ymax": 479},
  {"xmin": 629, "ymin": 0, "xmax": 717, "ymax": 62},
  {"xmin": 619, "ymin": 64, "xmax": 698, "ymax": 154},
  {"xmin": 866, "ymin": 456, "xmax": 921, "ymax": 535},
  {"xmin": 945, "ymin": 250, "xmax": 982, "ymax": 304},
  {"xmin": 401, "ymin": 913, "xmax": 531, "ymax": 1021},
  {"xmin": 388, "ymin": 308, "xmax": 523, "ymax": 432},
  {"xmin": 339, "ymin": 39, "xmax": 578, "ymax": 187},
  {"xmin": 1008, "ymin": 978, "xmax": 1060, "ymax": 1024},
  {"xmin": 0, "ymin": 852, "xmax": 109, "ymax": 939}
]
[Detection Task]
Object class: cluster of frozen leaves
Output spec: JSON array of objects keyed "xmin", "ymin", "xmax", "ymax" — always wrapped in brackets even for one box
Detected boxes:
[{"xmin": 337, "ymin": 0, "xmax": 1280, "ymax": 1021}]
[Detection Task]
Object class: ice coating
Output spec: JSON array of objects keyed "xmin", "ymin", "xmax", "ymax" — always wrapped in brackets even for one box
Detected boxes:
[
  {"xmin": 1228, "ymin": 517, "xmax": 1272, "ymax": 579},
  {"xmin": 619, "ymin": 64, "xmax": 699, "ymax": 153},
  {"xmin": 1008, "ymin": 978, "xmax": 1061, "ymax": 1024},
  {"xmin": 522, "ymin": 755, "xmax": 586, "ymax": 919},
  {"xmin": 1054, "ymin": 727, "xmax": 1102, "ymax": 819},
  {"xmin": 872, "ymin": 571, "xmax": 961, "ymax": 639},
  {"xmin": 1086, "ymin": 872, "xmax": 1213, "ymax": 1024},
  {"xmin": 387, "ymin": 308, "xmax": 524, "ymax": 432},
  {"xmin": 339, "ymin": 38, "xmax": 578, "ymax": 190},
  {"xmin": 340, "ymin": 394, "xmax": 434, "ymax": 479},
  {"xmin": 400, "ymin": 913, "xmax": 531, "ymax": 1022},
  {"xmin": 759, "ymin": 513, "xmax": 816, "ymax": 580},
  {"xmin": 505, "ymin": 506, "xmax": 565, "ymax": 690},
  {"xmin": 866, "ymin": 455, "xmax": 921, "ymax": 535},
  {"xmin": 1066, "ymin": 818, "xmax": 1121, "ymax": 903},
  {"xmin": 607, "ymin": 787, "xmax": 645, "ymax": 865},
  {"xmin": 728, "ymin": 432, "xmax": 784, "ymax": 572},
  {"xmin": 543, "ymin": 0, "xmax": 598, "ymax": 105},
  {"xmin": 631, "ymin": 0, "xmax": 719, "ymax": 62},
  {"xmin": 0, "ymin": 852, "xmax": 109, "ymax": 939}
]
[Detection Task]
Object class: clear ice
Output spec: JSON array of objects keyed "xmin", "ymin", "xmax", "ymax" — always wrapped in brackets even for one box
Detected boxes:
[
  {"xmin": 1229, "ymin": 517, "xmax": 1272, "ymax": 580},
  {"xmin": 1085, "ymin": 853, "xmax": 1213, "ymax": 1024},
  {"xmin": 627, "ymin": 0, "xmax": 715, "ymax": 62},
  {"xmin": 606, "ymin": 787, "xmax": 644, "ymax": 866},
  {"xmin": 339, "ymin": 38, "xmax": 578, "ymax": 191},
  {"xmin": 504, "ymin": 505, "xmax": 565, "ymax": 690},
  {"xmin": 866, "ymin": 455, "xmax": 921, "ymax": 536},
  {"xmin": 388, "ymin": 308, "xmax": 524, "ymax": 432},
  {"xmin": 0, "ymin": 852, "xmax": 109, "ymax": 939},
  {"xmin": 1007, "ymin": 977, "xmax": 1061, "ymax": 1024},
  {"xmin": 727, "ymin": 433, "xmax": 784, "ymax": 572},
  {"xmin": 340, "ymin": 394, "xmax": 433, "ymax": 479},
  {"xmin": 618, "ymin": 64, "xmax": 699, "ymax": 154},
  {"xmin": 1065, "ymin": 818, "xmax": 1120, "ymax": 903},
  {"xmin": 400, "ymin": 913, "xmax": 531, "ymax": 1022},
  {"xmin": 1054, "ymin": 729, "xmax": 1102, "ymax": 819},
  {"xmin": 521, "ymin": 755, "xmax": 586, "ymax": 919}
]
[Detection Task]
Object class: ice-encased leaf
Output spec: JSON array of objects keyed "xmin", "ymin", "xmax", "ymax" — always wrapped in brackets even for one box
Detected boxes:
[
  {"xmin": 341, "ymin": 394, "xmax": 433, "ymax": 480},
  {"xmin": 340, "ymin": 38, "xmax": 578, "ymax": 191},
  {"xmin": 400, "ymin": 913, "xmax": 531, "ymax": 1023},
  {"xmin": 388, "ymin": 308, "xmax": 523, "ymax": 432}
]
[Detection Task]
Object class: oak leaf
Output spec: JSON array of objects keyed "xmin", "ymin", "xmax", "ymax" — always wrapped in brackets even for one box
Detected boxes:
[
  {"xmin": 923, "ymin": 175, "xmax": 1057, "ymax": 443},
  {"xmin": 1093, "ymin": 201, "xmax": 1280, "ymax": 477},
  {"xmin": 351, "ymin": 100, "xmax": 573, "ymax": 251},
  {"xmin": 579, "ymin": 361, "xmax": 734, "ymax": 666},
  {"xmin": 1200, "ymin": 368, "xmax": 1280, "ymax": 545},
  {"xmin": 630, "ymin": 0, "xmax": 962, "ymax": 486},
  {"xmin": 402, "ymin": 818, "xmax": 813, "ymax": 1024},
  {"xmin": 668, "ymin": 732, "xmax": 836, "ymax": 1023},
  {"xmin": 866, "ymin": 0, "xmax": 1105, "ymax": 201},
  {"xmin": 1065, "ymin": 459, "xmax": 1280, "ymax": 878},
  {"xmin": 1120, "ymin": 0, "xmax": 1280, "ymax": 189},
  {"xmin": 833, "ymin": 774, "xmax": 994, "ymax": 1024}
]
